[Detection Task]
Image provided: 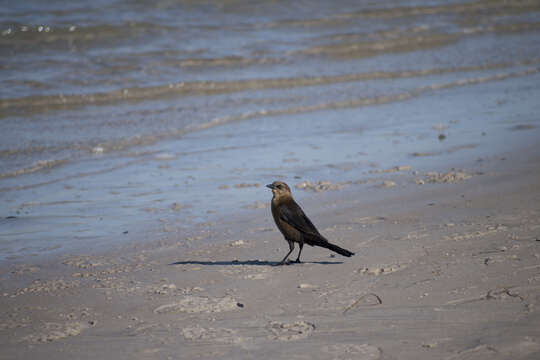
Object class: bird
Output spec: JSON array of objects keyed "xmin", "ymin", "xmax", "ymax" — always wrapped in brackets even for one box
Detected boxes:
[{"xmin": 266, "ymin": 181, "xmax": 354, "ymax": 265}]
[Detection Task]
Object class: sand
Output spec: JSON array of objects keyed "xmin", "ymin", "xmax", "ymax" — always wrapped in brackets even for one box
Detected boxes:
[
  {"xmin": 2, "ymin": 1, "xmax": 540, "ymax": 358},
  {"xmin": 1, "ymin": 142, "xmax": 539, "ymax": 360}
]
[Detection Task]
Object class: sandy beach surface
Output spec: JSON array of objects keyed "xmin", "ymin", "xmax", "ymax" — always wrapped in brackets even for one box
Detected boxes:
[
  {"xmin": 1, "ymin": 141, "xmax": 539, "ymax": 359},
  {"xmin": 2, "ymin": 1, "xmax": 540, "ymax": 358}
]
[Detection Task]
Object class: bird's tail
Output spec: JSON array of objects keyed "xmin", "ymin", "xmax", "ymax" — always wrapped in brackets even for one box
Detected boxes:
[
  {"xmin": 308, "ymin": 235, "xmax": 354, "ymax": 257},
  {"xmin": 323, "ymin": 241, "xmax": 355, "ymax": 257}
]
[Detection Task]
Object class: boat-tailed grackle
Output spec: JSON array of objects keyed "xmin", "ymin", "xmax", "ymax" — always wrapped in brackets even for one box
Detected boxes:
[{"xmin": 266, "ymin": 181, "xmax": 354, "ymax": 265}]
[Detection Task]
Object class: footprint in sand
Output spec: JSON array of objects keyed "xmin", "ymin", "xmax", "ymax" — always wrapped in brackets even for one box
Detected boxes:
[
  {"xmin": 182, "ymin": 326, "xmax": 247, "ymax": 345},
  {"xmin": 446, "ymin": 344, "xmax": 498, "ymax": 360},
  {"xmin": 219, "ymin": 267, "xmax": 270, "ymax": 280},
  {"xmin": 357, "ymin": 264, "xmax": 403, "ymax": 276},
  {"xmin": 266, "ymin": 321, "xmax": 315, "ymax": 341},
  {"xmin": 153, "ymin": 295, "xmax": 241, "ymax": 314},
  {"xmin": 322, "ymin": 343, "xmax": 381, "ymax": 360},
  {"xmin": 22, "ymin": 321, "xmax": 93, "ymax": 343}
]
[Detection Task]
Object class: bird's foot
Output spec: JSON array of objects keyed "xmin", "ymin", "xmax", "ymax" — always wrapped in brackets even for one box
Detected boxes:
[{"xmin": 293, "ymin": 259, "xmax": 303, "ymax": 264}]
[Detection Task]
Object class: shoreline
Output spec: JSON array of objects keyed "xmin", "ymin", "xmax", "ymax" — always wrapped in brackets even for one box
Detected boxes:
[
  {"xmin": 1, "ymin": 141, "xmax": 539, "ymax": 359},
  {"xmin": 2, "ymin": 2, "xmax": 540, "ymax": 357},
  {"xmin": 2, "ymin": 64, "xmax": 540, "ymax": 263}
]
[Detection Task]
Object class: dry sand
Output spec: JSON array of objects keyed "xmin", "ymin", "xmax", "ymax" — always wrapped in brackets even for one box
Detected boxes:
[{"xmin": 1, "ymin": 146, "xmax": 540, "ymax": 360}]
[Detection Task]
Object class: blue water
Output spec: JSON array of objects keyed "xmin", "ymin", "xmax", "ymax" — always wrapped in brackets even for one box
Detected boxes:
[{"xmin": 1, "ymin": 0, "xmax": 540, "ymax": 261}]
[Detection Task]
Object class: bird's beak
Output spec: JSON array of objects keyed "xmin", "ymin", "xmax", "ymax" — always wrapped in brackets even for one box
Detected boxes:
[{"xmin": 266, "ymin": 183, "xmax": 275, "ymax": 189}]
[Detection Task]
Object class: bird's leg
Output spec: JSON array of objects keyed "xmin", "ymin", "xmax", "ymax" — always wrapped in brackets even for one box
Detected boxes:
[
  {"xmin": 276, "ymin": 241, "xmax": 294, "ymax": 266},
  {"xmin": 294, "ymin": 243, "xmax": 304, "ymax": 263}
]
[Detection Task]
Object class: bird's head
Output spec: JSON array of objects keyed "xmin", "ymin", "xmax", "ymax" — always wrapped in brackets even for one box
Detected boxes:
[{"xmin": 266, "ymin": 181, "xmax": 291, "ymax": 199}]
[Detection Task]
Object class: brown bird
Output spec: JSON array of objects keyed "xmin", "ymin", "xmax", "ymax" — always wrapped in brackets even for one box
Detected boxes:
[{"xmin": 266, "ymin": 181, "xmax": 354, "ymax": 265}]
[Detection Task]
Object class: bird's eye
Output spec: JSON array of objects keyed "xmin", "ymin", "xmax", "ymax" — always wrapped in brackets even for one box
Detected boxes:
[{"xmin": 277, "ymin": 184, "xmax": 282, "ymax": 189}]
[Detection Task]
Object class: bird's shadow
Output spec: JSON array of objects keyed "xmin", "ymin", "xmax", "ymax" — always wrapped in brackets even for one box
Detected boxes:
[{"xmin": 169, "ymin": 259, "xmax": 343, "ymax": 266}]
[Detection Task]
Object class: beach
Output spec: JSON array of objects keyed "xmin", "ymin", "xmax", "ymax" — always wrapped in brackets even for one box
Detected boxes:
[
  {"xmin": 1, "ymin": 0, "xmax": 540, "ymax": 358},
  {"xmin": 1, "ymin": 140, "xmax": 540, "ymax": 359}
]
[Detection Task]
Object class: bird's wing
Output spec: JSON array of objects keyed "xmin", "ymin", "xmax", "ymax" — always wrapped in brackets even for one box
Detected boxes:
[{"xmin": 279, "ymin": 201, "xmax": 322, "ymax": 237}]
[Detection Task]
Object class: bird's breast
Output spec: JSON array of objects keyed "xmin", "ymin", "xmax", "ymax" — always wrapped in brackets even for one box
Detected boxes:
[{"xmin": 270, "ymin": 200, "xmax": 303, "ymax": 242}]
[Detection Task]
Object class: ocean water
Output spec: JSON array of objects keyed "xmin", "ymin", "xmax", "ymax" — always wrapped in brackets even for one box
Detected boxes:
[{"xmin": 1, "ymin": 0, "xmax": 540, "ymax": 261}]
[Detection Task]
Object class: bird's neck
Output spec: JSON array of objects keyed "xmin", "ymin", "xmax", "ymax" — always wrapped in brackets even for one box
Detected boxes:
[{"xmin": 272, "ymin": 193, "xmax": 293, "ymax": 206}]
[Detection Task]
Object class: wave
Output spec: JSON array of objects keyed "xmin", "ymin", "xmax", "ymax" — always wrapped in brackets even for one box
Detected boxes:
[
  {"xmin": 238, "ymin": 0, "xmax": 540, "ymax": 29},
  {"xmin": 207, "ymin": 67, "xmax": 539, "ymax": 125},
  {"xmin": 341, "ymin": 0, "xmax": 540, "ymax": 19},
  {"xmin": 2, "ymin": 59, "xmax": 539, "ymax": 118},
  {"xmin": 298, "ymin": 21, "xmax": 540, "ymax": 59},
  {"xmin": 0, "ymin": 22, "xmax": 176, "ymax": 48},
  {"xmin": 175, "ymin": 56, "xmax": 285, "ymax": 68},
  {"xmin": 299, "ymin": 33, "xmax": 460, "ymax": 58},
  {"xmin": 1, "ymin": 65, "xmax": 537, "ymax": 183},
  {"xmin": 0, "ymin": 159, "xmax": 68, "ymax": 179}
]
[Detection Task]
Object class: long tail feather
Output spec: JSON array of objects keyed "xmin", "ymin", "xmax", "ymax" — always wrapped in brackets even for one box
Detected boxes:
[
  {"xmin": 307, "ymin": 235, "xmax": 354, "ymax": 257},
  {"xmin": 322, "ymin": 241, "xmax": 354, "ymax": 257}
]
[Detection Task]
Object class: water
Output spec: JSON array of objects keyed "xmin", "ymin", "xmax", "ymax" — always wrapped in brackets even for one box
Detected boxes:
[{"xmin": 1, "ymin": 0, "xmax": 540, "ymax": 261}]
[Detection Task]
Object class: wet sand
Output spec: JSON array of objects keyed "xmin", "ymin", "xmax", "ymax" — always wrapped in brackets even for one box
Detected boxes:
[
  {"xmin": 1, "ymin": 141, "xmax": 539, "ymax": 359},
  {"xmin": 3, "ymin": 0, "xmax": 540, "ymax": 261}
]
